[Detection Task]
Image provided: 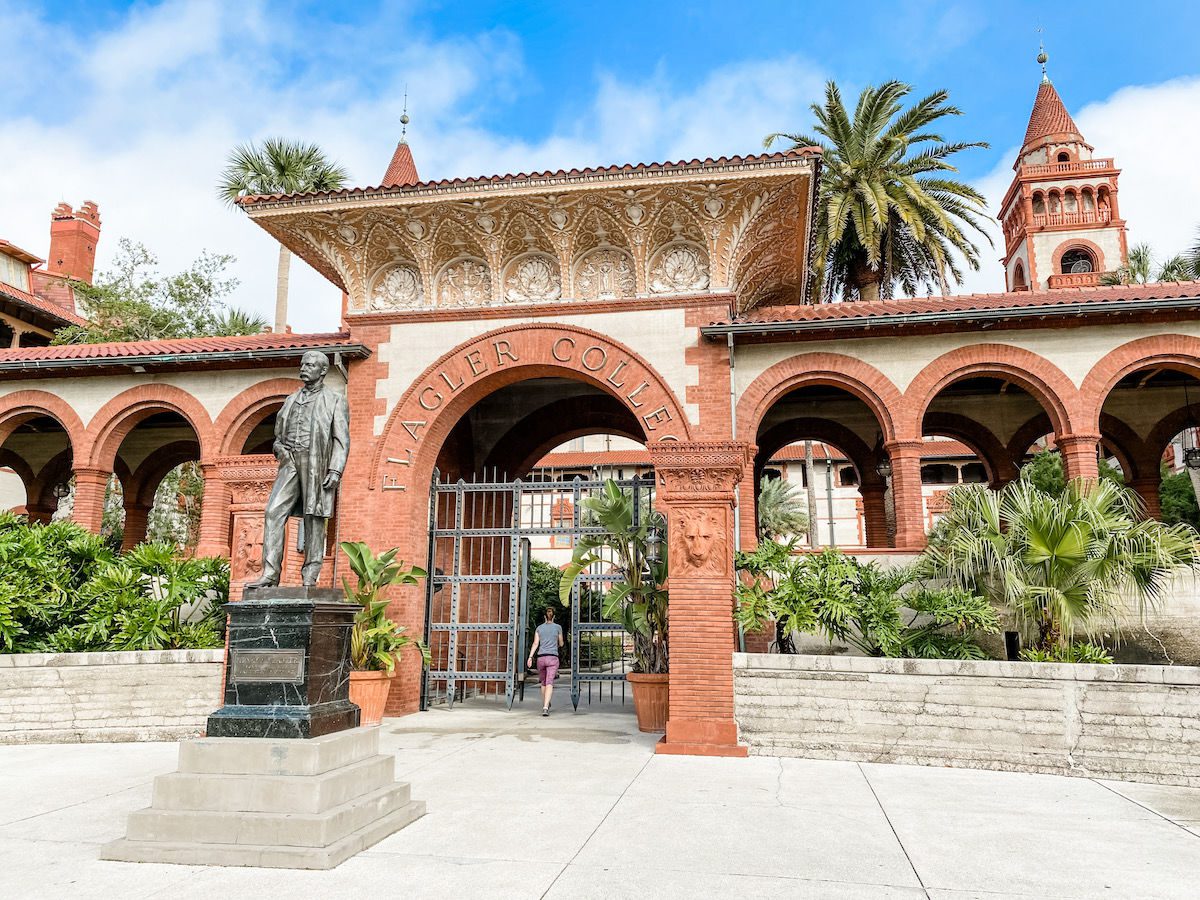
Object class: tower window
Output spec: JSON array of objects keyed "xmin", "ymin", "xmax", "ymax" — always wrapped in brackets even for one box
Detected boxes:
[
  {"xmin": 1061, "ymin": 248, "xmax": 1095, "ymax": 274},
  {"xmin": 1057, "ymin": 151, "xmax": 1070, "ymax": 162}
]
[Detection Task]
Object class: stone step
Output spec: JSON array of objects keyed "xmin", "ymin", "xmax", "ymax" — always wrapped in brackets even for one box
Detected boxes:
[
  {"xmin": 179, "ymin": 726, "xmax": 378, "ymax": 776},
  {"xmin": 126, "ymin": 781, "xmax": 411, "ymax": 848},
  {"xmin": 101, "ymin": 799, "xmax": 426, "ymax": 870},
  {"xmin": 152, "ymin": 754, "xmax": 395, "ymax": 814}
]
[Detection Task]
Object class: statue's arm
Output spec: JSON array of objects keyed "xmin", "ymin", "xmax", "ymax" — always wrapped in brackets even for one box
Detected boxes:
[{"xmin": 328, "ymin": 393, "xmax": 350, "ymax": 475}]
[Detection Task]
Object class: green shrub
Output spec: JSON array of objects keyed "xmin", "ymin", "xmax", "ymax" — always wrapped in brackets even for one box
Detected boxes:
[
  {"xmin": 734, "ymin": 543, "xmax": 998, "ymax": 659},
  {"xmin": 0, "ymin": 514, "xmax": 228, "ymax": 653},
  {"xmin": 1019, "ymin": 642, "xmax": 1114, "ymax": 664}
]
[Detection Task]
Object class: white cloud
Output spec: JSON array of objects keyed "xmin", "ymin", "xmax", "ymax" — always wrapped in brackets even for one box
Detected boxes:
[
  {"xmin": 957, "ymin": 76, "xmax": 1200, "ymax": 296},
  {"xmin": 0, "ymin": 2, "xmax": 825, "ymax": 333}
]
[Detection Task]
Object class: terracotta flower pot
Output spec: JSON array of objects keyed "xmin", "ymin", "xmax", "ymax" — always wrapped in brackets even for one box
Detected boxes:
[
  {"xmin": 349, "ymin": 669, "xmax": 393, "ymax": 726},
  {"xmin": 626, "ymin": 672, "xmax": 669, "ymax": 733}
]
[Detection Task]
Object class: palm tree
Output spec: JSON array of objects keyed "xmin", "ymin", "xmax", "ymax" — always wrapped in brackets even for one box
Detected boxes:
[
  {"xmin": 1186, "ymin": 227, "xmax": 1200, "ymax": 280},
  {"xmin": 211, "ymin": 307, "xmax": 270, "ymax": 337},
  {"xmin": 218, "ymin": 139, "xmax": 349, "ymax": 331},
  {"xmin": 1102, "ymin": 243, "xmax": 1191, "ymax": 285},
  {"xmin": 766, "ymin": 80, "xmax": 991, "ymax": 302},
  {"xmin": 757, "ymin": 475, "xmax": 809, "ymax": 541},
  {"xmin": 919, "ymin": 479, "xmax": 1197, "ymax": 653}
]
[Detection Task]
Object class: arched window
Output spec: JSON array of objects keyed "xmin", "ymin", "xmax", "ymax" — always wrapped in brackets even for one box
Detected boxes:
[
  {"xmin": 1057, "ymin": 151, "xmax": 1070, "ymax": 163},
  {"xmin": 1032, "ymin": 192, "xmax": 1046, "ymax": 215},
  {"xmin": 1012, "ymin": 261, "xmax": 1028, "ymax": 291},
  {"xmin": 1082, "ymin": 188, "xmax": 1096, "ymax": 212},
  {"xmin": 1061, "ymin": 248, "xmax": 1095, "ymax": 274},
  {"xmin": 1048, "ymin": 191, "xmax": 1061, "ymax": 214},
  {"xmin": 1064, "ymin": 190, "xmax": 1078, "ymax": 213}
]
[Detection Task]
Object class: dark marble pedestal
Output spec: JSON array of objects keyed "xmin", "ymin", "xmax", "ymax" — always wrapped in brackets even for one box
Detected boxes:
[{"xmin": 207, "ymin": 587, "xmax": 361, "ymax": 739}]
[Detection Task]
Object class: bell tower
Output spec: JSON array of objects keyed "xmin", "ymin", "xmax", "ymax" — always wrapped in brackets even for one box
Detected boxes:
[{"xmin": 998, "ymin": 49, "xmax": 1127, "ymax": 291}]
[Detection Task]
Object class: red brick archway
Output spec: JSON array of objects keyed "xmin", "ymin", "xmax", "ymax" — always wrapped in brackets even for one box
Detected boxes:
[
  {"xmin": 214, "ymin": 378, "xmax": 298, "ymax": 456},
  {"xmin": 0, "ymin": 390, "xmax": 86, "ymax": 449},
  {"xmin": 1079, "ymin": 335, "xmax": 1200, "ymax": 431},
  {"xmin": 83, "ymin": 384, "xmax": 215, "ymax": 469}
]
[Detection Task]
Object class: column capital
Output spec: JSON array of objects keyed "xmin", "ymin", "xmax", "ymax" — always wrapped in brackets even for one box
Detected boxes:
[
  {"xmin": 648, "ymin": 441, "xmax": 749, "ymax": 501},
  {"xmin": 1055, "ymin": 432, "xmax": 1101, "ymax": 448},
  {"xmin": 883, "ymin": 439, "xmax": 925, "ymax": 456},
  {"xmin": 211, "ymin": 453, "xmax": 279, "ymax": 508}
]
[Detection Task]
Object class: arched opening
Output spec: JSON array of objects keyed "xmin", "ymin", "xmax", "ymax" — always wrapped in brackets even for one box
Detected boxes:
[
  {"xmin": 1032, "ymin": 192, "xmax": 1046, "ymax": 216},
  {"xmin": 108, "ymin": 411, "xmax": 203, "ymax": 551},
  {"xmin": 1012, "ymin": 261, "xmax": 1028, "ymax": 292},
  {"xmin": 1057, "ymin": 151, "xmax": 1071, "ymax": 163},
  {"xmin": 754, "ymin": 383, "xmax": 891, "ymax": 548},
  {"xmin": 1061, "ymin": 247, "xmax": 1096, "ymax": 275},
  {"xmin": 0, "ymin": 414, "xmax": 74, "ymax": 523},
  {"xmin": 921, "ymin": 375, "xmax": 1065, "ymax": 505}
]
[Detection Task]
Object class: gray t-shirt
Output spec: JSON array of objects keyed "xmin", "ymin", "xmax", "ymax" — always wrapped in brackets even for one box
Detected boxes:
[{"xmin": 535, "ymin": 622, "xmax": 563, "ymax": 657}]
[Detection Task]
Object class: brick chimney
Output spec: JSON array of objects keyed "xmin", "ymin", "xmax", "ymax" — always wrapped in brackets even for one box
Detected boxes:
[{"xmin": 47, "ymin": 201, "xmax": 102, "ymax": 284}]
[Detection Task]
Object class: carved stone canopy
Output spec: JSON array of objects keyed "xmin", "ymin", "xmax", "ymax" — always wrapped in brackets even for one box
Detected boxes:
[
  {"xmin": 240, "ymin": 153, "xmax": 816, "ymax": 315},
  {"xmin": 647, "ymin": 441, "xmax": 749, "ymax": 500}
]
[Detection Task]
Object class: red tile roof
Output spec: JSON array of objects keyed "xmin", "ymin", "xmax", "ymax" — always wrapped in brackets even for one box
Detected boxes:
[
  {"xmin": 705, "ymin": 281, "xmax": 1200, "ymax": 335},
  {"xmin": 1022, "ymin": 81, "xmax": 1084, "ymax": 151},
  {"xmin": 238, "ymin": 148, "xmax": 821, "ymax": 205},
  {"xmin": 381, "ymin": 141, "xmax": 420, "ymax": 188},
  {"xmin": 0, "ymin": 281, "xmax": 87, "ymax": 326},
  {"xmin": 0, "ymin": 331, "xmax": 362, "ymax": 362}
]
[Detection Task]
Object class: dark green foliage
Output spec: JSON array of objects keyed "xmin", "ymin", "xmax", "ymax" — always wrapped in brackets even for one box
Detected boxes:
[
  {"xmin": 734, "ymin": 542, "xmax": 998, "ymax": 659},
  {"xmin": 0, "ymin": 513, "xmax": 228, "ymax": 653},
  {"xmin": 525, "ymin": 558, "xmax": 566, "ymax": 643},
  {"xmin": 1020, "ymin": 642, "xmax": 1114, "ymax": 664},
  {"xmin": 1019, "ymin": 449, "xmax": 1124, "ymax": 497},
  {"xmin": 1160, "ymin": 468, "xmax": 1200, "ymax": 529}
]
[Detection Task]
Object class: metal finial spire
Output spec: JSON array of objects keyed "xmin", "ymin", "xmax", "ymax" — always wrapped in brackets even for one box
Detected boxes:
[
  {"xmin": 1036, "ymin": 28, "xmax": 1049, "ymax": 83},
  {"xmin": 400, "ymin": 85, "xmax": 410, "ymax": 142}
]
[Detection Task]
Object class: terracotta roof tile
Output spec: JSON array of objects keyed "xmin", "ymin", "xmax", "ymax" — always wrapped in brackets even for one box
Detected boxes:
[
  {"xmin": 0, "ymin": 281, "xmax": 87, "ymax": 326},
  {"xmin": 713, "ymin": 281, "xmax": 1200, "ymax": 330},
  {"xmin": 0, "ymin": 331, "xmax": 359, "ymax": 362},
  {"xmin": 381, "ymin": 141, "xmax": 420, "ymax": 188},
  {"xmin": 1023, "ymin": 82, "xmax": 1084, "ymax": 151},
  {"xmin": 238, "ymin": 148, "xmax": 821, "ymax": 206}
]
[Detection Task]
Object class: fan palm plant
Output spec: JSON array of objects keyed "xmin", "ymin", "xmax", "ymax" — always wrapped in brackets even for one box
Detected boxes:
[
  {"xmin": 918, "ymin": 479, "xmax": 1198, "ymax": 653},
  {"xmin": 217, "ymin": 138, "xmax": 349, "ymax": 331},
  {"xmin": 757, "ymin": 475, "xmax": 809, "ymax": 541},
  {"xmin": 1101, "ymin": 243, "xmax": 1190, "ymax": 285},
  {"xmin": 766, "ymin": 80, "xmax": 991, "ymax": 302}
]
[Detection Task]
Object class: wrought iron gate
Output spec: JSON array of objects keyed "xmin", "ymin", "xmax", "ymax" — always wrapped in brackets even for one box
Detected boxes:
[{"xmin": 422, "ymin": 471, "xmax": 654, "ymax": 710}]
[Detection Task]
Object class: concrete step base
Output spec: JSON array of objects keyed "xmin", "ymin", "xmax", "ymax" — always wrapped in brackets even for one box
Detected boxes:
[
  {"xmin": 101, "ymin": 799, "xmax": 425, "ymax": 869},
  {"xmin": 101, "ymin": 727, "xmax": 425, "ymax": 869}
]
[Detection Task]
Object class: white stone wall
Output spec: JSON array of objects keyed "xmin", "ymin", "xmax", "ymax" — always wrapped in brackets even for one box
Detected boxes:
[
  {"xmin": 734, "ymin": 653, "xmax": 1200, "ymax": 786},
  {"xmin": 0, "ymin": 649, "xmax": 224, "ymax": 744},
  {"xmin": 374, "ymin": 307, "xmax": 699, "ymax": 434}
]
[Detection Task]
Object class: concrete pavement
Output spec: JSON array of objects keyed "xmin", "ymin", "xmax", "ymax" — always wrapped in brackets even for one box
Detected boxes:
[{"xmin": 4, "ymin": 689, "xmax": 1200, "ymax": 898}]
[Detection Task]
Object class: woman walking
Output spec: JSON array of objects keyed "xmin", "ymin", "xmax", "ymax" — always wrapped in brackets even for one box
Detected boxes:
[{"xmin": 527, "ymin": 607, "xmax": 564, "ymax": 716}]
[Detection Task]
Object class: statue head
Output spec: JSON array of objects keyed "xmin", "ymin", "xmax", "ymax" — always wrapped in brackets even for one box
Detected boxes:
[
  {"xmin": 298, "ymin": 351, "xmax": 330, "ymax": 387},
  {"xmin": 680, "ymin": 510, "xmax": 720, "ymax": 570}
]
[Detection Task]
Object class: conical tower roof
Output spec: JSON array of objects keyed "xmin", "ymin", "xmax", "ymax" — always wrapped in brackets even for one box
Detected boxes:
[
  {"xmin": 1021, "ymin": 81, "xmax": 1086, "ymax": 155},
  {"xmin": 381, "ymin": 140, "xmax": 419, "ymax": 188}
]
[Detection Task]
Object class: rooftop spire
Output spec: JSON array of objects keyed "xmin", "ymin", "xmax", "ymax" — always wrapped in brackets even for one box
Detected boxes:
[
  {"xmin": 380, "ymin": 91, "xmax": 420, "ymax": 188},
  {"xmin": 1021, "ymin": 79, "xmax": 1085, "ymax": 156}
]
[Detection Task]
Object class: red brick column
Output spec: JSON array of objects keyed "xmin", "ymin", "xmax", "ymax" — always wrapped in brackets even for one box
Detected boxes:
[
  {"xmin": 218, "ymin": 455, "xmax": 276, "ymax": 602},
  {"xmin": 71, "ymin": 466, "xmax": 111, "ymax": 533},
  {"xmin": 885, "ymin": 440, "xmax": 926, "ymax": 549},
  {"xmin": 859, "ymin": 480, "xmax": 890, "ymax": 548},
  {"xmin": 120, "ymin": 503, "xmax": 151, "ymax": 551},
  {"xmin": 1057, "ymin": 433, "xmax": 1100, "ymax": 482},
  {"xmin": 194, "ymin": 461, "xmax": 232, "ymax": 559},
  {"xmin": 1129, "ymin": 476, "xmax": 1163, "ymax": 520},
  {"xmin": 649, "ymin": 441, "xmax": 749, "ymax": 758}
]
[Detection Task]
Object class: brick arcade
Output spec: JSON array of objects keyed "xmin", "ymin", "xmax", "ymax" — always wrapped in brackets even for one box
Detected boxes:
[{"xmin": 3, "ymin": 71, "xmax": 1200, "ymax": 756}]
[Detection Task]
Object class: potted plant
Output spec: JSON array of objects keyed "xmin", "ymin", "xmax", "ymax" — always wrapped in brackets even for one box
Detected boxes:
[
  {"xmin": 340, "ymin": 540, "xmax": 430, "ymax": 726},
  {"xmin": 560, "ymin": 480, "xmax": 669, "ymax": 732}
]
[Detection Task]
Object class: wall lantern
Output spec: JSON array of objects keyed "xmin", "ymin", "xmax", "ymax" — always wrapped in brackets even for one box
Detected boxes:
[{"xmin": 1185, "ymin": 447, "xmax": 1200, "ymax": 470}]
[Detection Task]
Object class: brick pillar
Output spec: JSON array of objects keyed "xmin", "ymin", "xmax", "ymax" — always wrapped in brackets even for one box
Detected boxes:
[
  {"xmin": 219, "ymin": 455, "xmax": 277, "ymax": 602},
  {"xmin": 1057, "ymin": 433, "xmax": 1100, "ymax": 482},
  {"xmin": 1129, "ymin": 476, "xmax": 1163, "ymax": 520},
  {"xmin": 648, "ymin": 441, "xmax": 748, "ymax": 758},
  {"xmin": 859, "ymin": 480, "xmax": 889, "ymax": 548},
  {"xmin": 194, "ymin": 461, "xmax": 232, "ymax": 558},
  {"xmin": 26, "ymin": 502, "xmax": 57, "ymax": 525},
  {"xmin": 71, "ymin": 466, "xmax": 111, "ymax": 533},
  {"xmin": 885, "ymin": 440, "xmax": 926, "ymax": 549},
  {"xmin": 121, "ymin": 503, "xmax": 151, "ymax": 551}
]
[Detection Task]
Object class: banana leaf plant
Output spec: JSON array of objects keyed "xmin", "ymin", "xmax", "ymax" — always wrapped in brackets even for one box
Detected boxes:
[
  {"xmin": 340, "ymin": 540, "xmax": 431, "ymax": 674},
  {"xmin": 559, "ymin": 480, "xmax": 669, "ymax": 674}
]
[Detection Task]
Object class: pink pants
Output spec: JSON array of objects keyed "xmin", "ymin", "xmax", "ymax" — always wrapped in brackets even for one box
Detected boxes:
[{"xmin": 536, "ymin": 655, "xmax": 559, "ymax": 686}]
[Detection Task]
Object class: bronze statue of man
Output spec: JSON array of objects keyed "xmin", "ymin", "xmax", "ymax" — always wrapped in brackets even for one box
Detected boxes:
[{"xmin": 248, "ymin": 350, "xmax": 350, "ymax": 588}]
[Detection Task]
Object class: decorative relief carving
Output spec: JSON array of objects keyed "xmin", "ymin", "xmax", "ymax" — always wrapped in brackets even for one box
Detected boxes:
[
  {"xmin": 369, "ymin": 263, "xmax": 424, "ymax": 310},
  {"xmin": 503, "ymin": 253, "xmax": 561, "ymax": 303},
  {"xmin": 672, "ymin": 509, "xmax": 725, "ymax": 575},
  {"xmin": 232, "ymin": 516, "xmax": 264, "ymax": 582},
  {"xmin": 648, "ymin": 442, "xmax": 747, "ymax": 498},
  {"xmin": 649, "ymin": 243, "xmax": 709, "ymax": 294},
  {"xmin": 573, "ymin": 248, "xmax": 636, "ymax": 300},
  {"xmin": 435, "ymin": 257, "xmax": 491, "ymax": 307}
]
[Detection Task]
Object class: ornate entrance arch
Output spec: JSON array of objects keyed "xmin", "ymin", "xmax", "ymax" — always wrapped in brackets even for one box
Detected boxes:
[{"xmin": 370, "ymin": 322, "xmax": 692, "ymax": 493}]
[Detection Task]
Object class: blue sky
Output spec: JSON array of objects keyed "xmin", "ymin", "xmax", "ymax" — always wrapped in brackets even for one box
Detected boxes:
[{"xmin": 3, "ymin": 0, "xmax": 1199, "ymax": 329}]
